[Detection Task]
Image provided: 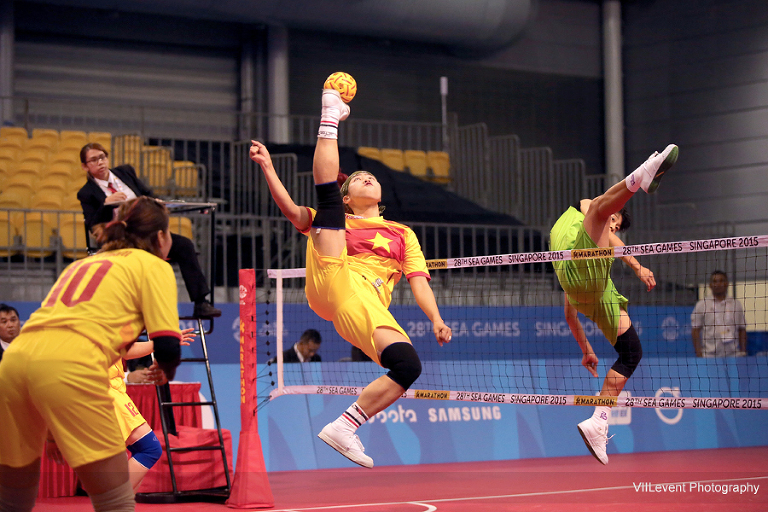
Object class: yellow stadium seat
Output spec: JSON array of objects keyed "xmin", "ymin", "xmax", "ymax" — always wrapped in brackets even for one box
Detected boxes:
[
  {"xmin": 48, "ymin": 161, "xmax": 80, "ymax": 179},
  {"xmin": 87, "ymin": 132, "xmax": 112, "ymax": 154},
  {"xmin": 31, "ymin": 128, "xmax": 59, "ymax": 139},
  {"xmin": 51, "ymin": 148, "xmax": 81, "ymax": 166},
  {"xmin": 0, "ymin": 187, "xmax": 33, "ymax": 209},
  {"xmin": 0, "ymin": 138, "xmax": 24, "ymax": 155},
  {"xmin": 357, "ymin": 146, "xmax": 381, "ymax": 160},
  {"xmin": 62, "ymin": 193, "xmax": 83, "ymax": 212},
  {"xmin": 59, "ymin": 214, "xmax": 88, "ymax": 259},
  {"xmin": 68, "ymin": 178, "xmax": 88, "ymax": 196},
  {"xmin": 0, "ymin": 146, "xmax": 21, "ymax": 177},
  {"xmin": 169, "ymin": 216, "xmax": 194, "ymax": 240},
  {"xmin": 171, "ymin": 161, "xmax": 199, "ymax": 197},
  {"xmin": 427, "ymin": 151, "xmax": 451, "ymax": 183},
  {"xmin": 6, "ymin": 169, "xmax": 38, "ymax": 190},
  {"xmin": 19, "ymin": 147, "xmax": 51, "ymax": 167},
  {"xmin": 31, "ymin": 193, "xmax": 63, "ymax": 210},
  {"xmin": 404, "ymin": 150, "xmax": 428, "ymax": 177},
  {"xmin": 37, "ymin": 175, "xmax": 70, "ymax": 197},
  {"xmin": 0, "ymin": 158, "xmax": 16, "ymax": 181},
  {"xmin": 20, "ymin": 212, "xmax": 59, "ymax": 258},
  {"xmin": 0, "ymin": 126, "xmax": 28, "ymax": 145},
  {"xmin": 9, "ymin": 161, "xmax": 44, "ymax": 185},
  {"xmin": 27, "ymin": 129, "xmax": 60, "ymax": 151},
  {"xmin": 142, "ymin": 146, "xmax": 173, "ymax": 194},
  {"xmin": 59, "ymin": 130, "xmax": 88, "ymax": 151},
  {"xmin": 112, "ymin": 134, "xmax": 143, "ymax": 167},
  {"xmin": 0, "ymin": 216, "xmax": 19, "ymax": 257},
  {"xmin": 380, "ymin": 148, "xmax": 405, "ymax": 172}
]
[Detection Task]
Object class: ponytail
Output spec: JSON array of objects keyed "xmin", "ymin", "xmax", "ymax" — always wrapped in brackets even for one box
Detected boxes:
[{"xmin": 99, "ymin": 197, "xmax": 170, "ymax": 258}]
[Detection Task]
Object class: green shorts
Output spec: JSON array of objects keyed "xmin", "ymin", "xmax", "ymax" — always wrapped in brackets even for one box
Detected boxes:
[{"xmin": 550, "ymin": 207, "xmax": 627, "ymax": 344}]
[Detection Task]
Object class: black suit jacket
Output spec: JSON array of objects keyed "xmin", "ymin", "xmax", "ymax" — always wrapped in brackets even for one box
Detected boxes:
[
  {"xmin": 77, "ymin": 165, "xmax": 153, "ymax": 231},
  {"xmin": 269, "ymin": 346, "xmax": 322, "ymax": 364}
]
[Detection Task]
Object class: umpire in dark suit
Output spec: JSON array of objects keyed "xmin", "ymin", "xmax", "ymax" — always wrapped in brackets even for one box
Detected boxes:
[
  {"xmin": 269, "ymin": 329, "xmax": 322, "ymax": 364},
  {"xmin": 77, "ymin": 142, "xmax": 220, "ymax": 318}
]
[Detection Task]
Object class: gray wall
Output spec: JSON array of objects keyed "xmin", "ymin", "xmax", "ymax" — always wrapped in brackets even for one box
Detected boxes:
[
  {"xmin": 11, "ymin": 0, "xmax": 605, "ymax": 173},
  {"xmin": 623, "ymin": 0, "xmax": 768, "ymax": 235}
]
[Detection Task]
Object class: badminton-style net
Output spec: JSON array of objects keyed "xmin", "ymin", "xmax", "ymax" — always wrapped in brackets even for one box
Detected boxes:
[{"xmin": 262, "ymin": 235, "xmax": 768, "ymax": 410}]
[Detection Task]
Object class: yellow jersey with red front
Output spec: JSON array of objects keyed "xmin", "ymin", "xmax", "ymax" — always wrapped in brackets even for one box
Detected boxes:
[
  {"xmin": 21, "ymin": 248, "xmax": 181, "ymax": 365},
  {"xmin": 302, "ymin": 208, "xmax": 430, "ymax": 309}
]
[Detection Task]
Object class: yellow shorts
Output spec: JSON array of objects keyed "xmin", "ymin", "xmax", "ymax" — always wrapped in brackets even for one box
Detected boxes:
[
  {"xmin": 0, "ymin": 329, "xmax": 126, "ymax": 469},
  {"xmin": 109, "ymin": 387, "xmax": 147, "ymax": 441},
  {"xmin": 305, "ymin": 244, "xmax": 409, "ymax": 364}
]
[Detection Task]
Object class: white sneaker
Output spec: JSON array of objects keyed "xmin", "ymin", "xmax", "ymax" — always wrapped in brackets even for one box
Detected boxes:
[
  {"xmin": 321, "ymin": 89, "xmax": 350, "ymax": 122},
  {"xmin": 318, "ymin": 423, "xmax": 373, "ymax": 468},
  {"xmin": 640, "ymin": 143, "xmax": 678, "ymax": 194},
  {"xmin": 577, "ymin": 417, "xmax": 610, "ymax": 465}
]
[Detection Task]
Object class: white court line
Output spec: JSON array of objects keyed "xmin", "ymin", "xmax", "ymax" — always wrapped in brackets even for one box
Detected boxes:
[{"xmin": 265, "ymin": 475, "xmax": 768, "ymax": 512}]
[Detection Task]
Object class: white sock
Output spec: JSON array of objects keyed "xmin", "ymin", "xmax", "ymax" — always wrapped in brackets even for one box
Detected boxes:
[
  {"xmin": 592, "ymin": 405, "xmax": 611, "ymax": 424},
  {"xmin": 625, "ymin": 151, "xmax": 659, "ymax": 193},
  {"xmin": 334, "ymin": 402, "xmax": 369, "ymax": 433},
  {"xmin": 624, "ymin": 171, "xmax": 642, "ymax": 193},
  {"xmin": 318, "ymin": 90, "xmax": 348, "ymax": 140}
]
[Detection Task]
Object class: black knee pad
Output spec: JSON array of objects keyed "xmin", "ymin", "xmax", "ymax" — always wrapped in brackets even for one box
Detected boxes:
[
  {"xmin": 611, "ymin": 323, "xmax": 643, "ymax": 378},
  {"xmin": 380, "ymin": 342, "xmax": 422, "ymax": 390},
  {"xmin": 312, "ymin": 181, "xmax": 345, "ymax": 229}
]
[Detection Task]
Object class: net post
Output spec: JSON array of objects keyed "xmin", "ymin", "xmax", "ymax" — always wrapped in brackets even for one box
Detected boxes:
[
  {"xmin": 275, "ymin": 268, "xmax": 285, "ymax": 394},
  {"xmin": 226, "ymin": 269, "xmax": 274, "ymax": 508}
]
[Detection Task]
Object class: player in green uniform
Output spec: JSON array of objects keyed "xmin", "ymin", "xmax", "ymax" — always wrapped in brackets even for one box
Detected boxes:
[{"xmin": 550, "ymin": 144, "xmax": 678, "ymax": 465}]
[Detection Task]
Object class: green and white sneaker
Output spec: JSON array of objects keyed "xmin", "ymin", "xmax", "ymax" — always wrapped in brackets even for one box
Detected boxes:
[{"xmin": 644, "ymin": 143, "xmax": 678, "ymax": 194}]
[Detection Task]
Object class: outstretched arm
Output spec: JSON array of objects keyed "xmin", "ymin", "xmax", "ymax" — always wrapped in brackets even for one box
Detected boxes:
[
  {"xmin": 564, "ymin": 293, "xmax": 598, "ymax": 378},
  {"xmin": 409, "ymin": 275, "xmax": 452, "ymax": 346},
  {"xmin": 124, "ymin": 328, "xmax": 196, "ymax": 359},
  {"xmin": 609, "ymin": 232, "xmax": 656, "ymax": 291},
  {"xmin": 250, "ymin": 140, "xmax": 311, "ymax": 231}
]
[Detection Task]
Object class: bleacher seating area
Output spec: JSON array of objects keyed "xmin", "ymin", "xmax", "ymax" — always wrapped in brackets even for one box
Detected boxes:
[
  {"xmin": 357, "ymin": 146, "xmax": 451, "ymax": 184},
  {"xmin": 0, "ymin": 128, "xmax": 200, "ymax": 261}
]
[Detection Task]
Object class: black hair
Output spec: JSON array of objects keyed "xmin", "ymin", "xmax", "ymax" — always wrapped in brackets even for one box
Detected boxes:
[
  {"xmin": 0, "ymin": 304, "xmax": 19, "ymax": 317},
  {"xmin": 711, "ymin": 270, "xmax": 728, "ymax": 280},
  {"xmin": 99, "ymin": 197, "xmax": 170, "ymax": 258},
  {"xmin": 300, "ymin": 328, "xmax": 322, "ymax": 345},
  {"xmin": 617, "ymin": 207, "xmax": 631, "ymax": 232}
]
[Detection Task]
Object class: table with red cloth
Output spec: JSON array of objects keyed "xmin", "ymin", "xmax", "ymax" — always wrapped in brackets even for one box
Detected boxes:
[
  {"xmin": 126, "ymin": 381, "xmax": 202, "ymax": 431},
  {"xmin": 38, "ymin": 382, "xmax": 202, "ymax": 498}
]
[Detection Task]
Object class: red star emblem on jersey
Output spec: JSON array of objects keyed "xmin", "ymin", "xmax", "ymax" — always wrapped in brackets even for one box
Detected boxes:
[{"xmin": 346, "ymin": 227, "xmax": 405, "ymax": 261}]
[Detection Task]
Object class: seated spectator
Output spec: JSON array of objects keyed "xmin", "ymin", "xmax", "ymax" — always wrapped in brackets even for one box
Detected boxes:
[
  {"xmin": 691, "ymin": 270, "xmax": 747, "ymax": 357},
  {"xmin": 77, "ymin": 143, "xmax": 220, "ymax": 318},
  {"xmin": 0, "ymin": 304, "xmax": 20, "ymax": 363},
  {"xmin": 270, "ymin": 329, "xmax": 322, "ymax": 363}
]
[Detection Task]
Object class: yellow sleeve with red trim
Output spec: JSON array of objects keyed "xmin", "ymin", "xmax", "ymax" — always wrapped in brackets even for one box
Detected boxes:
[
  {"xmin": 140, "ymin": 258, "xmax": 181, "ymax": 341},
  {"xmin": 300, "ymin": 207, "xmax": 316, "ymax": 235},
  {"xmin": 402, "ymin": 226, "xmax": 430, "ymax": 281}
]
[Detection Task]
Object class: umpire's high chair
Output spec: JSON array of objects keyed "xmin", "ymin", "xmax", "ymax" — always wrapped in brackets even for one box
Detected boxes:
[{"xmin": 136, "ymin": 315, "xmax": 231, "ymax": 504}]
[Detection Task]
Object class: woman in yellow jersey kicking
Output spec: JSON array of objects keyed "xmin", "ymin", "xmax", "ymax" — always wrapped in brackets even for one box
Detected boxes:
[
  {"xmin": 249, "ymin": 84, "xmax": 451, "ymax": 469},
  {"xmin": 0, "ymin": 197, "xmax": 182, "ymax": 512}
]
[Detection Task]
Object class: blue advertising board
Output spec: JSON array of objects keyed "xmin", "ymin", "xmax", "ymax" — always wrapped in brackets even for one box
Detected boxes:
[{"xmin": 5, "ymin": 301, "xmax": 768, "ymax": 472}]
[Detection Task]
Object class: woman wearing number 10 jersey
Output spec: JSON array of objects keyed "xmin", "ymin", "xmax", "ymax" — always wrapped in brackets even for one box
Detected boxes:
[{"xmin": 0, "ymin": 196, "xmax": 182, "ymax": 512}]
